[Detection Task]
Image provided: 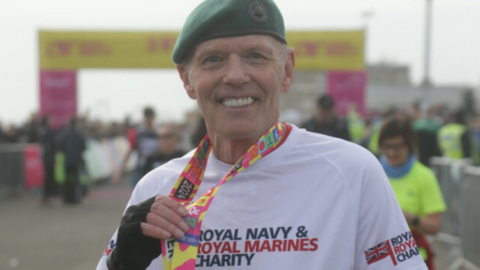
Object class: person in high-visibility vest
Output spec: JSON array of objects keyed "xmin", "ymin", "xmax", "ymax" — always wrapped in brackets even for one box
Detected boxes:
[
  {"xmin": 438, "ymin": 110, "xmax": 471, "ymax": 160},
  {"xmin": 379, "ymin": 115, "xmax": 446, "ymax": 270},
  {"xmin": 346, "ymin": 104, "xmax": 365, "ymax": 144}
]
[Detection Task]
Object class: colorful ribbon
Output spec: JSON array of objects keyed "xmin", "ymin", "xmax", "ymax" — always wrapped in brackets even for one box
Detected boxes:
[{"xmin": 161, "ymin": 122, "xmax": 284, "ymax": 270}]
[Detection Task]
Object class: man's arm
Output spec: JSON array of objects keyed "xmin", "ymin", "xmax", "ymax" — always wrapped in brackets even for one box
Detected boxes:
[
  {"xmin": 96, "ymin": 193, "xmax": 190, "ymax": 270},
  {"xmin": 352, "ymin": 152, "xmax": 428, "ymax": 269}
]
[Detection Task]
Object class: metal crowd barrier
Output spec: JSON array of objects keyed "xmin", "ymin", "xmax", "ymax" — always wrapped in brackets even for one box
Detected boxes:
[
  {"xmin": 0, "ymin": 144, "xmax": 29, "ymax": 198},
  {"xmin": 457, "ymin": 166, "xmax": 480, "ymax": 269},
  {"xmin": 430, "ymin": 157, "xmax": 462, "ymax": 237},
  {"xmin": 429, "ymin": 157, "xmax": 480, "ymax": 270},
  {"xmin": 0, "ymin": 144, "xmax": 26, "ymax": 186}
]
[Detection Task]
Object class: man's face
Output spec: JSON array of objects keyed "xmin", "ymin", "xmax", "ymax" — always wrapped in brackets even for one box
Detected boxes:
[
  {"xmin": 316, "ymin": 108, "xmax": 335, "ymax": 124},
  {"xmin": 177, "ymin": 35, "xmax": 294, "ymax": 140},
  {"xmin": 158, "ymin": 127, "xmax": 178, "ymax": 154},
  {"xmin": 144, "ymin": 115, "xmax": 154, "ymax": 127}
]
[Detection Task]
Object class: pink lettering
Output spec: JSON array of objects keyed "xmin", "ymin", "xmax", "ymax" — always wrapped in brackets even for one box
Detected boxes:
[
  {"xmin": 147, "ymin": 37, "xmax": 176, "ymax": 52},
  {"xmin": 326, "ymin": 42, "xmax": 357, "ymax": 56},
  {"xmin": 78, "ymin": 41, "xmax": 111, "ymax": 56},
  {"xmin": 47, "ymin": 41, "xmax": 74, "ymax": 57},
  {"xmin": 296, "ymin": 41, "xmax": 323, "ymax": 57}
]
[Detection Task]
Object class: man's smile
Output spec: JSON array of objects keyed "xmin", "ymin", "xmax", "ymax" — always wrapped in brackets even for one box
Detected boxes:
[{"xmin": 220, "ymin": 97, "xmax": 256, "ymax": 108}]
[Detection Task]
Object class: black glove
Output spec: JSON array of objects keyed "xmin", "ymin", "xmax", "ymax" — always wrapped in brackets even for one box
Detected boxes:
[{"xmin": 107, "ymin": 196, "xmax": 161, "ymax": 270}]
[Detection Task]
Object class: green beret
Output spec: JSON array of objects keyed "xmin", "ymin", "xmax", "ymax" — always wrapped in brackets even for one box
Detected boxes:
[{"xmin": 172, "ymin": 0, "xmax": 286, "ymax": 64}]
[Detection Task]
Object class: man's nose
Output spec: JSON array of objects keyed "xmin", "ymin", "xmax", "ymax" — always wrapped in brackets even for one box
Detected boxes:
[{"xmin": 223, "ymin": 55, "xmax": 250, "ymax": 86}]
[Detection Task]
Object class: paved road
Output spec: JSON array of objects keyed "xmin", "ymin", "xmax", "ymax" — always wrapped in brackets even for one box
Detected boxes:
[
  {"xmin": 0, "ymin": 178, "xmax": 456, "ymax": 270},
  {"xmin": 0, "ymin": 180, "xmax": 132, "ymax": 270}
]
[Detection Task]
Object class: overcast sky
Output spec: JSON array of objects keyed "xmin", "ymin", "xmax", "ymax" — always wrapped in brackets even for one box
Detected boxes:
[{"xmin": 0, "ymin": 0, "xmax": 479, "ymax": 125}]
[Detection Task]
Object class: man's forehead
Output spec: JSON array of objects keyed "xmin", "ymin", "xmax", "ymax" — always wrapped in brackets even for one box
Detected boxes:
[{"xmin": 193, "ymin": 35, "xmax": 281, "ymax": 56}]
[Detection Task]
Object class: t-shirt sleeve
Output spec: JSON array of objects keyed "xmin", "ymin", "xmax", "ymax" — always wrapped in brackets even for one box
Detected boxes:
[
  {"xmin": 352, "ymin": 154, "xmax": 428, "ymax": 270},
  {"xmin": 95, "ymin": 229, "xmax": 119, "ymax": 270},
  {"xmin": 421, "ymin": 170, "xmax": 447, "ymax": 215},
  {"xmin": 95, "ymin": 179, "xmax": 156, "ymax": 270}
]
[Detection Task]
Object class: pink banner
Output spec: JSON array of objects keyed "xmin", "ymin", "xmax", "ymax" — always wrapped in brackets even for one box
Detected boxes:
[
  {"xmin": 23, "ymin": 145, "xmax": 44, "ymax": 189},
  {"xmin": 40, "ymin": 70, "xmax": 77, "ymax": 128},
  {"xmin": 326, "ymin": 71, "xmax": 366, "ymax": 117}
]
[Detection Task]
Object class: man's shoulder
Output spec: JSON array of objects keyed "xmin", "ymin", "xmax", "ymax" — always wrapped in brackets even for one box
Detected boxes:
[
  {"xmin": 295, "ymin": 127, "xmax": 374, "ymax": 159},
  {"xmin": 291, "ymin": 127, "xmax": 380, "ymax": 177}
]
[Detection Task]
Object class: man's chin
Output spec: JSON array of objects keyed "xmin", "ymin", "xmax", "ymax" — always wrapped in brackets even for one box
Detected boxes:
[{"xmin": 217, "ymin": 124, "xmax": 262, "ymax": 140}]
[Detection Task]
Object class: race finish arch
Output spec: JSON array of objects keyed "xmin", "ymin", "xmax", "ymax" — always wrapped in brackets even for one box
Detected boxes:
[{"xmin": 39, "ymin": 30, "xmax": 365, "ymax": 127}]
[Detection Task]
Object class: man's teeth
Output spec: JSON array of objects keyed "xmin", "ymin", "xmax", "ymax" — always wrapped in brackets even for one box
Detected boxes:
[{"xmin": 223, "ymin": 97, "xmax": 254, "ymax": 108}]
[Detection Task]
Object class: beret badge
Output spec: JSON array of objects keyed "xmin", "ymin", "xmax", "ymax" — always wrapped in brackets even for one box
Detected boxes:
[{"xmin": 248, "ymin": 0, "xmax": 268, "ymax": 22}]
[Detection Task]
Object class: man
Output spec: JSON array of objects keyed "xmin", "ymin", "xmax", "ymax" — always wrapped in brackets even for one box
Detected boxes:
[
  {"xmin": 57, "ymin": 117, "xmax": 86, "ymax": 204},
  {"xmin": 97, "ymin": 0, "xmax": 427, "ymax": 269},
  {"xmin": 413, "ymin": 106, "xmax": 443, "ymax": 166},
  {"xmin": 39, "ymin": 116, "xmax": 59, "ymax": 205},
  {"xmin": 112, "ymin": 107, "xmax": 158, "ymax": 187},
  {"xmin": 142, "ymin": 125, "xmax": 186, "ymax": 176},
  {"xmin": 301, "ymin": 94, "xmax": 351, "ymax": 141},
  {"xmin": 438, "ymin": 109, "xmax": 471, "ymax": 160}
]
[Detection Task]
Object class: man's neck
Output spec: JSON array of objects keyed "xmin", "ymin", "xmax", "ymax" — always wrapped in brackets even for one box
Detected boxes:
[{"xmin": 210, "ymin": 123, "xmax": 285, "ymax": 165}]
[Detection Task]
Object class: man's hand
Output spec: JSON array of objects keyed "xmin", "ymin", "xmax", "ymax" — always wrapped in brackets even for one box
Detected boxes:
[
  {"xmin": 142, "ymin": 195, "xmax": 190, "ymax": 239},
  {"xmin": 107, "ymin": 196, "xmax": 189, "ymax": 270}
]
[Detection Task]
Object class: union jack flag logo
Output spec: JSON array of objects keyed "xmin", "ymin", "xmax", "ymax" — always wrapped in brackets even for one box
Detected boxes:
[{"xmin": 364, "ymin": 240, "xmax": 397, "ymax": 266}]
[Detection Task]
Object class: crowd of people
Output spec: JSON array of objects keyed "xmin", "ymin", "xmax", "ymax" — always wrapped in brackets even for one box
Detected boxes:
[
  {"xmin": 302, "ymin": 94, "xmax": 479, "ymax": 167},
  {"xmin": 0, "ymin": 108, "xmax": 206, "ymax": 205},
  {"xmin": 0, "ymin": 113, "xmax": 134, "ymax": 145}
]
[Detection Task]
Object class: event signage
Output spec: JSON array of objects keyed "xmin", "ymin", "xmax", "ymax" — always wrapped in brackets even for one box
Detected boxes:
[
  {"xmin": 40, "ymin": 70, "xmax": 77, "ymax": 128},
  {"xmin": 326, "ymin": 71, "xmax": 366, "ymax": 117},
  {"xmin": 39, "ymin": 30, "xmax": 364, "ymax": 70}
]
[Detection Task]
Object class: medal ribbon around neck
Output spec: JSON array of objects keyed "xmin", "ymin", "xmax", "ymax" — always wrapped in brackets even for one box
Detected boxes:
[{"xmin": 161, "ymin": 122, "xmax": 284, "ymax": 270}]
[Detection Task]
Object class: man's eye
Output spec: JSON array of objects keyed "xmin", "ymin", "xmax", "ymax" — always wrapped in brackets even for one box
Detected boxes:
[
  {"xmin": 205, "ymin": 56, "xmax": 220, "ymax": 63},
  {"xmin": 249, "ymin": 52, "xmax": 262, "ymax": 59}
]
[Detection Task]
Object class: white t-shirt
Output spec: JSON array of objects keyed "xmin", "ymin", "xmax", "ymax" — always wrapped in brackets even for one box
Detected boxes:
[{"xmin": 97, "ymin": 125, "xmax": 427, "ymax": 270}]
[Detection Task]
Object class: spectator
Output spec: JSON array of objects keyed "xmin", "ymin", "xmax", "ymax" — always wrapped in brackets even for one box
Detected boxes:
[
  {"xmin": 142, "ymin": 125, "xmax": 186, "ymax": 176},
  {"xmin": 413, "ymin": 107, "xmax": 443, "ymax": 166},
  {"xmin": 112, "ymin": 107, "xmax": 158, "ymax": 188},
  {"xmin": 3, "ymin": 125, "xmax": 19, "ymax": 143},
  {"xmin": 301, "ymin": 94, "xmax": 351, "ymax": 141},
  {"xmin": 39, "ymin": 116, "xmax": 59, "ymax": 205},
  {"xmin": 25, "ymin": 113, "xmax": 40, "ymax": 143},
  {"xmin": 346, "ymin": 104, "xmax": 365, "ymax": 144},
  {"xmin": 438, "ymin": 109, "xmax": 472, "ymax": 160},
  {"xmin": 57, "ymin": 117, "xmax": 87, "ymax": 204}
]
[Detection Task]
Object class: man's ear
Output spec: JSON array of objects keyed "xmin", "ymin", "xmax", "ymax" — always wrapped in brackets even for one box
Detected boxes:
[
  {"xmin": 177, "ymin": 64, "xmax": 196, "ymax": 99},
  {"xmin": 280, "ymin": 48, "xmax": 295, "ymax": 94}
]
